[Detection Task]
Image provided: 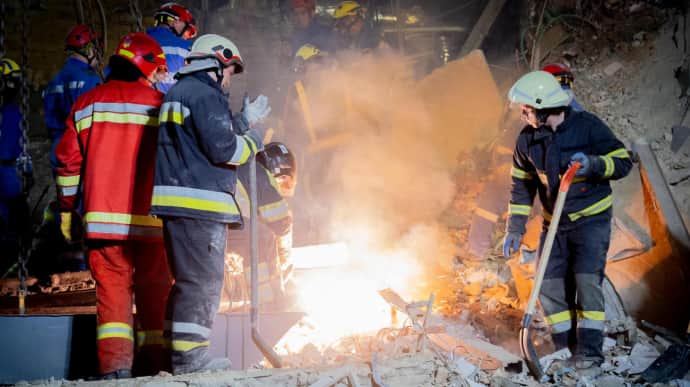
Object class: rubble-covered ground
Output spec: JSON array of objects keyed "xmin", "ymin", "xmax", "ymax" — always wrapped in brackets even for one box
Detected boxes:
[{"xmin": 11, "ymin": 2, "xmax": 690, "ymax": 387}]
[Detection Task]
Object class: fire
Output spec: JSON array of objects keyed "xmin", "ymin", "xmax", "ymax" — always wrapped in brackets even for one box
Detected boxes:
[{"xmin": 278, "ymin": 241, "xmax": 423, "ymax": 352}]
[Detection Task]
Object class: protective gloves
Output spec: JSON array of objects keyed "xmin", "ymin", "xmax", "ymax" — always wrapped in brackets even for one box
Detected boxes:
[
  {"xmin": 569, "ymin": 152, "xmax": 599, "ymax": 177},
  {"xmin": 242, "ymin": 94, "xmax": 271, "ymax": 126},
  {"xmin": 502, "ymin": 231, "xmax": 523, "ymax": 258},
  {"xmin": 60, "ymin": 212, "xmax": 73, "ymax": 243}
]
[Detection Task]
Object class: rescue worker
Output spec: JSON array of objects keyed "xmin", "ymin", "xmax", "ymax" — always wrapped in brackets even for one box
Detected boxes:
[
  {"xmin": 224, "ymin": 142, "xmax": 295, "ymax": 309},
  {"xmin": 466, "ymin": 64, "xmax": 584, "ymax": 260},
  {"xmin": 292, "ymin": 43, "xmax": 330, "ymax": 74},
  {"xmin": 56, "ymin": 33, "xmax": 171, "ymax": 378},
  {"xmin": 502, "ymin": 70, "xmax": 632, "ymax": 368},
  {"xmin": 44, "ymin": 24, "xmax": 102, "ymax": 174},
  {"xmin": 0, "ymin": 58, "xmax": 30, "ymax": 272},
  {"xmin": 542, "ymin": 63, "xmax": 584, "ymax": 112},
  {"xmin": 332, "ymin": 1, "xmax": 384, "ymax": 53},
  {"xmin": 151, "ymin": 34, "xmax": 268, "ymax": 375},
  {"xmin": 146, "ymin": 2, "xmax": 197, "ymax": 93},
  {"xmin": 290, "ymin": 0, "xmax": 334, "ymax": 56}
]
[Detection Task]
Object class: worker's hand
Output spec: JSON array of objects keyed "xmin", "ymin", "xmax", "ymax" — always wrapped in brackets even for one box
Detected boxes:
[
  {"xmin": 60, "ymin": 212, "xmax": 73, "ymax": 243},
  {"xmin": 502, "ymin": 231, "xmax": 523, "ymax": 258},
  {"xmin": 242, "ymin": 94, "xmax": 271, "ymax": 126},
  {"xmin": 569, "ymin": 152, "xmax": 596, "ymax": 177}
]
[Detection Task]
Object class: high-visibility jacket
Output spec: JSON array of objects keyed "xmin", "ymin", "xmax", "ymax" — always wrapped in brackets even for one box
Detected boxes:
[
  {"xmin": 43, "ymin": 57, "xmax": 101, "ymax": 137},
  {"xmin": 55, "ymin": 79, "xmax": 164, "ymax": 241},
  {"xmin": 145, "ymin": 26, "xmax": 191, "ymax": 94},
  {"xmin": 507, "ymin": 108, "xmax": 632, "ymax": 234},
  {"xmin": 151, "ymin": 71, "xmax": 261, "ymax": 225}
]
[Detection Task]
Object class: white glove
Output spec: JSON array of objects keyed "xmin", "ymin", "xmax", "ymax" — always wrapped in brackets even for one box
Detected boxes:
[{"xmin": 242, "ymin": 94, "xmax": 271, "ymax": 125}]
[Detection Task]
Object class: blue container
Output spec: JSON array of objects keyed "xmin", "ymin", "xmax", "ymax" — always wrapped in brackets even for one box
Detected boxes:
[{"xmin": 0, "ymin": 315, "xmax": 97, "ymax": 383}]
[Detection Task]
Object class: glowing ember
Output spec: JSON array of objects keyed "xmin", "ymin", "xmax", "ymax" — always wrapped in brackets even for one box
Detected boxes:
[{"xmin": 278, "ymin": 242, "xmax": 423, "ymax": 352}]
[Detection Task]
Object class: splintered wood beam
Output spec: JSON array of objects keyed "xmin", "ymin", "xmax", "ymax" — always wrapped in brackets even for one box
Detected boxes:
[{"xmin": 459, "ymin": 0, "xmax": 508, "ymax": 57}]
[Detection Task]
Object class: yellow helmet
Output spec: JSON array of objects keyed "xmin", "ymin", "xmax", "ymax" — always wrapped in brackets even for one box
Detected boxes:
[
  {"xmin": 0, "ymin": 58, "xmax": 21, "ymax": 78},
  {"xmin": 333, "ymin": 1, "xmax": 364, "ymax": 19},
  {"xmin": 295, "ymin": 44, "xmax": 325, "ymax": 61}
]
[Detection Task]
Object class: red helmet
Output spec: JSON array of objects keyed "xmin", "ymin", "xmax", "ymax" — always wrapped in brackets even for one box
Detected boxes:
[
  {"xmin": 65, "ymin": 24, "xmax": 99, "ymax": 51},
  {"xmin": 115, "ymin": 32, "xmax": 167, "ymax": 77},
  {"xmin": 292, "ymin": 0, "xmax": 316, "ymax": 10},
  {"xmin": 542, "ymin": 63, "xmax": 574, "ymax": 89},
  {"xmin": 154, "ymin": 2, "xmax": 197, "ymax": 39}
]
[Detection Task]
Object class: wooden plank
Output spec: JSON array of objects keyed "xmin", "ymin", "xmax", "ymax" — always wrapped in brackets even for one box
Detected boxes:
[
  {"xmin": 459, "ymin": 0, "xmax": 508, "ymax": 57},
  {"xmin": 0, "ymin": 290, "xmax": 96, "ymax": 315}
]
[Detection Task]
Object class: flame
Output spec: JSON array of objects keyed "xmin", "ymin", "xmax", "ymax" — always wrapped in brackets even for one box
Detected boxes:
[{"xmin": 278, "ymin": 241, "xmax": 423, "ymax": 352}]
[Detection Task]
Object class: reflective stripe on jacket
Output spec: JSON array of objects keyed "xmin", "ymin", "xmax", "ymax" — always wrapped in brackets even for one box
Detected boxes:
[
  {"xmin": 151, "ymin": 71, "xmax": 260, "ymax": 224},
  {"xmin": 43, "ymin": 57, "xmax": 101, "ymax": 134},
  {"xmin": 507, "ymin": 109, "xmax": 632, "ymax": 233},
  {"xmin": 56, "ymin": 79, "xmax": 163, "ymax": 240}
]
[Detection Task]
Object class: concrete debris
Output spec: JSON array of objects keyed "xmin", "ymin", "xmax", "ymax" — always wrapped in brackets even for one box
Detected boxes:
[
  {"xmin": 604, "ymin": 337, "xmax": 618, "ymax": 351},
  {"xmin": 604, "ymin": 61, "xmax": 624, "ymax": 77},
  {"xmin": 540, "ymin": 347, "xmax": 572, "ymax": 371},
  {"xmin": 628, "ymin": 343, "xmax": 660, "ymax": 374}
]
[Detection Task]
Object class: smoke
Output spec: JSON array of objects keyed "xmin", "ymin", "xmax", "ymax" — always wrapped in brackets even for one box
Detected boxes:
[{"xmin": 290, "ymin": 49, "xmax": 460, "ymax": 294}]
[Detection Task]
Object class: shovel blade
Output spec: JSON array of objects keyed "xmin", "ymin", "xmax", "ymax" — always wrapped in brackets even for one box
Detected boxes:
[{"xmin": 519, "ymin": 326, "xmax": 546, "ymax": 382}]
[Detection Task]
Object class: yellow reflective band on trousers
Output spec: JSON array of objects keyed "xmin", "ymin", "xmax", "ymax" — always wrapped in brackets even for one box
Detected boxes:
[
  {"xmin": 545, "ymin": 310, "xmax": 575, "ymax": 326},
  {"xmin": 97, "ymin": 322, "xmax": 134, "ymax": 341},
  {"xmin": 511, "ymin": 167, "xmax": 533, "ymax": 180},
  {"xmin": 137, "ymin": 330, "xmax": 168, "ymax": 348},
  {"xmin": 84, "ymin": 212, "xmax": 162, "ymax": 227},
  {"xmin": 56, "ymin": 175, "xmax": 80, "ymax": 186},
  {"xmin": 577, "ymin": 310, "xmax": 605, "ymax": 321},
  {"xmin": 76, "ymin": 112, "xmax": 158, "ymax": 133},
  {"xmin": 567, "ymin": 195, "xmax": 612, "ymax": 222},
  {"xmin": 172, "ymin": 340, "xmax": 210, "ymax": 352},
  {"xmin": 576, "ymin": 310, "xmax": 605, "ymax": 330},
  {"xmin": 152, "ymin": 186, "xmax": 240, "ymax": 215},
  {"xmin": 509, "ymin": 203, "xmax": 532, "ymax": 216}
]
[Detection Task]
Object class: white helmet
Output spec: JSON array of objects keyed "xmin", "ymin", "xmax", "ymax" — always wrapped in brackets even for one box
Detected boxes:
[
  {"xmin": 508, "ymin": 70, "xmax": 572, "ymax": 109},
  {"xmin": 179, "ymin": 34, "xmax": 244, "ymax": 75}
]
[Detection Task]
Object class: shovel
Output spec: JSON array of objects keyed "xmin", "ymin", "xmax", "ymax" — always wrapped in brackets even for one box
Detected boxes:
[
  {"xmin": 641, "ymin": 321, "xmax": 690, "ymax": 383},
  {"xmin": 519, "ymin": 162, "xmax": 580, "ymax": 382}
]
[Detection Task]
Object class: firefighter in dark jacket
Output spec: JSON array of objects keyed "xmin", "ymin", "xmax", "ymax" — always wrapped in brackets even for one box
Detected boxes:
[
  {"xmin": 224, "ymin": 142, "xmax": 295, "ymax": 309},
  {"xmin": 151, "ymin": 34, "xmax": 269, "ymax": 375},
  {"xmin": 502, "ymin": 71, "xmax": 632, "ymax": 368}
]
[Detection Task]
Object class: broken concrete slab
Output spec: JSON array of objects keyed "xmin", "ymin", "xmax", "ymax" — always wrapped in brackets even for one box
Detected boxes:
[{"xmin": 628, "ymin": 343, "xmax": 660, "ymax": 374}]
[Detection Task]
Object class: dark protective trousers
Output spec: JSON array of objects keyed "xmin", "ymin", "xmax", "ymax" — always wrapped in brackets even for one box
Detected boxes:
[
  {"xmin": 163, "ymin": 217, "xmax": 227, "ymax": 374},
  {"xmin": 538, "ymin": 212, "xmax": 611, "ymax": 360},
  {"xmin": 88, "ymin": 240, "xmax": 172, "ymax": 376}
]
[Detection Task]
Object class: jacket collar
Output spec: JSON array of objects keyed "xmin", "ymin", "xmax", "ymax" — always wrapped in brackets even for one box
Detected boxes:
[
  {"xmin": 187, "ymin": 71, "xmax": 223, "ymax": 93},
  {"xmin": 66, "ymin": 56, "xmax": 91, "ymax": 71},
  {"xmin": 532, "ymin": 107, "xmax": 574, "ymax": 141}
]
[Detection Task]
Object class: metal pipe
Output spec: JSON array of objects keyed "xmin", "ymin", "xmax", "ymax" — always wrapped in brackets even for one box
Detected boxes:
[{"xmin": 249, "ymin": 155, "xmax": 282, "ymax": 368}]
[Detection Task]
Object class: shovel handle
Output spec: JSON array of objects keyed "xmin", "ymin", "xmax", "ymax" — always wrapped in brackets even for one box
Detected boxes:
[{"xmin": 560, "ymin": 162, "xmax": 580, "ymax": 192}]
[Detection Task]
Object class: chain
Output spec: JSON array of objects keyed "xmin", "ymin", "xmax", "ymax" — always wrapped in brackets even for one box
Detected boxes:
[
  {"xmin": 17, "ymin": 0, "xmax": 32, "ymax": 315},
  {"xmin": 1, "ymin": 0, "xmax": 6, "ymax": 139}
]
